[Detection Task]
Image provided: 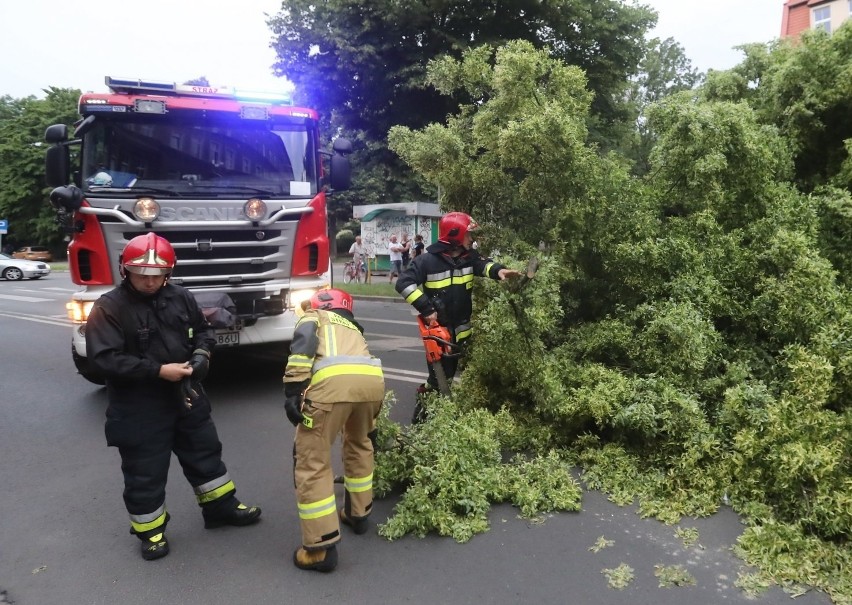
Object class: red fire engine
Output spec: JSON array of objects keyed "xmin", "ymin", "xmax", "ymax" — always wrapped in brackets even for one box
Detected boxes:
[{"xmin": 44, "ymin": 77, "xmax": 351, "ymax": 383}]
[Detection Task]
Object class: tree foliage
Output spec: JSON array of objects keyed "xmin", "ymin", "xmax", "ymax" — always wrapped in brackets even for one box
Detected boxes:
[
  {"xmin": 703, "ymin": 21, "xmax": 852, "ymax": 193},
  {"xmin": 267, "ymin": 0, "xmax": 656, "ymax": 206},
  {"xmin": 622, "ymin": 37, "xmax": 703, "ymax": 175},
  {"xmin": 0, "ymin": 88, "xmax": 80, "ymax": 251},
  {"xmin": 377, "ymin": 38, "xmax": 852, "ymax": 602}
]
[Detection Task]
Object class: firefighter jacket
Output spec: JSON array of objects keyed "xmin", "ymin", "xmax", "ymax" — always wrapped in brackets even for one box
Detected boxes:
[
  {"xmin": 284, "ymin": 309, "xmax": 384, "ymax": 404},
  {"xmin": 395, "ymin": 241, "xmax": 507, "ymax": 341},
  {"xmin": 86, "ymin": 281, "xmax": 215, "ymax": 403}
]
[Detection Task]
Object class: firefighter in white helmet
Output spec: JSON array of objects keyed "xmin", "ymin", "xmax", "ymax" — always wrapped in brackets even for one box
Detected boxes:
[
  {"xmin": 86, "ymin": 233, "xmax": 261, "ymax": 560},
  {"xmin": 284, "ymin": 288, "xmax": 385, "ymax": 572}
]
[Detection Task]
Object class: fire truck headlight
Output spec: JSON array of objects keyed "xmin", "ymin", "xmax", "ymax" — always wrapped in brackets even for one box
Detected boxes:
[
  {"xmin": 244, "ymin": 198, "xmax": 267, "ymax": 221},
  {"xmin": 134, "ymin": 197, "xmax": 160, "ymax": 222},
  {"xmin": 66, "ymin": 300, "xmax": 95, "ymax": 323},
  {"xmin": 289, "ymin": 289, "xmax": 315, "ymax": 312}
]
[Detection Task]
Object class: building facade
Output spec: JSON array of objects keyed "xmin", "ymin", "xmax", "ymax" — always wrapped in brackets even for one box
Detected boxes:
[{"xmin": 782, "ymin": 0, "xmax": 852, "ymax": 37}]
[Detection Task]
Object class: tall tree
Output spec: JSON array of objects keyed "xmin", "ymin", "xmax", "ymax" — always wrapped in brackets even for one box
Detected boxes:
[
  {"xmin": 702, "ymin": 22, "xmax": 852, "ymax": 192},
  {"xmin": 622, "ymin": 37, "xmax": 702, "ymax": 174},
  {"xmin": 0, "ymin": 88, "xmax": 80, "ymax": 251},
  {"xmin": 267, "ymin": 0, "xmax": 656, "ymax": 205}
]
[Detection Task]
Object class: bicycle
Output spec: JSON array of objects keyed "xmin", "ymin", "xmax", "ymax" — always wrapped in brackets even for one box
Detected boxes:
[{"xmin": 342, "ymin": 258, "xmax": 365, "ymax": 283}]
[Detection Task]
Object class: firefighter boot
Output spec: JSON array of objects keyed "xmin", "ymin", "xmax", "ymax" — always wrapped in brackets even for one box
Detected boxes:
[
  {"xmin": 138, "ymin": 529, "xmax": 169, "ymax": 561},
  {"xmin": 340, "ymin": 492, "xmax": 369, "ymax": 535},
  {"xmin": 411, "ymin": 383, "xmax": 430, "ymax": 424},
  {"xmin": 293, "ymin": 544, "xmax": 338, "ymax": 573},
  {"xmin": 339, "ymin": 508, "xmax": 369, "ymax": 535},
  {"xmin": 203, "ymin": 500, "xmax": 262, "ymax": 529}
]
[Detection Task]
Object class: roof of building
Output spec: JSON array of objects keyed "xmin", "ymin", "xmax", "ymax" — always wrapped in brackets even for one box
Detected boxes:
[{"xmin": 354, "ymin": 202, "xmax": 443, "ymax": 222}]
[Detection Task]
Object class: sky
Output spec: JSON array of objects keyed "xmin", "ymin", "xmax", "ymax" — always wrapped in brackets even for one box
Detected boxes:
[{"xmin": 0, "ymin": 0, "xmax": 785, "ymax": 100}]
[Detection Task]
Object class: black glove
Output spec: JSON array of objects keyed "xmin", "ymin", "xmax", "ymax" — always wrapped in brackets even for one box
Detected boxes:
[
  {"xmin": 181, "ymin": 376, "xmax": 201, "ymax": 409},
  {"xmin": 188, "ymin": 349, "xmax": 210, "ymax": 382},
  {"xmin": 284, "ymin": 395, "xmax": 304, "ymax": 426}
]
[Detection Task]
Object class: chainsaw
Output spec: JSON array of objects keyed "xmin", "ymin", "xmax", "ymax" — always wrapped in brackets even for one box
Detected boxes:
[{"xmin": 416, "ymin": 315, "xmax": 462, "ymax": 396}]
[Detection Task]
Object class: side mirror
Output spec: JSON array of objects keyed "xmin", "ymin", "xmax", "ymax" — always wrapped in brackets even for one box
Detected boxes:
[
  {"xmin": 45, "ymin": 145, "xmax": 70, "ymax": 188},
  {"xmin": 45, "ymin": 124, "xmax": 68, "ymax": 144},
  {"xmin": 332, "ymin": 137, "xmax": 352, "ymax": 154},
  {"xmin": 329, "ymin": 137, "xmax": 352, "ymax": 191},
  {"xmin": 330, "ymin": 154, "xmax": 351, "ymax": 191},
  {"xmin": 49, "ymin": 186, "xmax": 84, "ymax": 212}
]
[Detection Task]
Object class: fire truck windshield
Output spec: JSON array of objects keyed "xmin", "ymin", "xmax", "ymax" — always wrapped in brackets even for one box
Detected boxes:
[{"xmin": 80, "ymin": 117, "xmax": 317, "ymax": 198}]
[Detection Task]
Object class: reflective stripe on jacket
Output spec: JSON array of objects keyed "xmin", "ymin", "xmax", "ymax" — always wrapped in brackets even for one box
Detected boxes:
[{"xmin": 284, "ymin": 309, "xmax": 385, "ymax": 403}]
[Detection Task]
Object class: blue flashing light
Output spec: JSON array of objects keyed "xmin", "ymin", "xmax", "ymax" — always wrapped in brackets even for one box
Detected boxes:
[
  {"xmin": 234, "ymin": 89, "xmax": 292, "ymax": 104},
  {"xmin": 103, "ymin": 76, "xmax": 294, "ymax": 106}
]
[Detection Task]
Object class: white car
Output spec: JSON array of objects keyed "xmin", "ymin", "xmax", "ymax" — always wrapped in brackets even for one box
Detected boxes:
[{"xmin": 0, "ymin": 252, "xmax": 51, "ymax": 280}]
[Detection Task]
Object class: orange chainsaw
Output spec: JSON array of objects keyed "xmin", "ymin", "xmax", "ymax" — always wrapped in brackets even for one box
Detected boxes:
[{"xmin": 416, "ymin": 315, "xmax": 461, "ymax": 396}]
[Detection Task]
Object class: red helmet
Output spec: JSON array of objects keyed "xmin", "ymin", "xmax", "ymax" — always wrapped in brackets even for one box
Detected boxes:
[
  {"xmin": 121, "ymin": 233, "xmax": 176, "ymax": 276},
  {"xmin": 438, "ymin": 212, "xmax": 478, "ymax": 246},
  {"xmin": 309, "ymin": 288, "xmax": 353, "ymax": 313}
]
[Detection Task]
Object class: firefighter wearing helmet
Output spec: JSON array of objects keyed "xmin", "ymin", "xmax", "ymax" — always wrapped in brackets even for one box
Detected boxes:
[
  {"xmin": 395, "ymin": 212, "xmax": 522, "ymax": 422},
  {"xmin": 85, "ymin": 233, "xmax": 261, "ymax": 561},
  {"xmin": 283, "ymin": 288, "xmax": 385, "ymax": 572}
]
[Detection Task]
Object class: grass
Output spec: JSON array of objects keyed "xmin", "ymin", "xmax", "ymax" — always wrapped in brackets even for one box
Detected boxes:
[{"xmin": 336, "ymin": 280, "xmax": 399, "ymax": 298}]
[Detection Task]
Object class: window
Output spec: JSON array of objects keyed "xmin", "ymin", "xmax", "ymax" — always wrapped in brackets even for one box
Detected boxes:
[
  {"xmin": 813, "ymin": 5, "xmax": 831, "ymax": 32},
  {"xmin": 81, "ymin": 119, "xmax": 310, "ymax": 196}
]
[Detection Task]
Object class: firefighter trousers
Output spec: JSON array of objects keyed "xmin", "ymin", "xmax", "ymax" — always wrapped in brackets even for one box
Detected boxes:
[
  {"xmin": 106, "ymin": 393, "xmax": 235, "ymax": 535},
  {"xmin": 293, "ymin": 398, "xmax": 382, "ymax": 550}
]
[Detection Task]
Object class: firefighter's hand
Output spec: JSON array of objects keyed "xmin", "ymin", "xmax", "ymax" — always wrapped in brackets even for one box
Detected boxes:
[
  {"xmin": 497, "ymin": 268, "xmax": 523, "ymax": 280},
  {"xmin": 160, "ymin": 363, "xmax": 193, "ymax": 382},
  {"xmin": 423, "ymin": 312, "xmax": 439, "ymax": 327},
  {"xmin": 188, "ymin": 349, "xmax": 211, "ymax": 382},
  {"xmin": 284, "ymin": 395, "xmax": 305, "ymax": 426}
]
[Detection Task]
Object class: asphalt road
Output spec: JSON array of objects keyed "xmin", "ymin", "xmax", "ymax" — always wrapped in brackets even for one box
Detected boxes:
[{"xmin": 0, "ymin": 271, "xmax": 834, "ymax": 605}]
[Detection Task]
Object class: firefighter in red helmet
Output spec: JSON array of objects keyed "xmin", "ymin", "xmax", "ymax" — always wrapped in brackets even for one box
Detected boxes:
[
  {"xmin": 395, "ymin": 212, "xmax": 521, "ymax": 422},
  {"xmin": 284, "ymin": 288, "xmax": 385, "ymax": 572},
  {"xmin": 86, "ymin": 233, "xmax": 261, "ymax": 561}
]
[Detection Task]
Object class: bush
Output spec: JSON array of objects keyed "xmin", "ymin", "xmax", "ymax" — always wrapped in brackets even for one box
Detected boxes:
[{"xmin": 335, "ymin": 229, "xmax": 354, "ymax": 255}]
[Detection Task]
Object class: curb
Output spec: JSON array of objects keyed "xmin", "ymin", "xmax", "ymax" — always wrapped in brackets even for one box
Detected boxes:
[{"xmin": 351, "ymin": 295, "xmax": 406, "ymax": 304}]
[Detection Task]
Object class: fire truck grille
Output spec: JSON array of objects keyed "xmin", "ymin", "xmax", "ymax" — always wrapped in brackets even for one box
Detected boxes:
[{"xmin": 123, "ymin": 229, "xmax": 290, "ymax": 286}]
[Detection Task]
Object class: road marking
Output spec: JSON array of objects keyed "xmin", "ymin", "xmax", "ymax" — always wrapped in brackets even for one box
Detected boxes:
[
  {"xmin": 382, "ymin": 369, "xmax": 427, "ymax": 384},
  {"xmin": 41, "ymin": 287, "xmax": 77, "ymax": 292},
  {"xmin": 379, "ymin": 366, "xmax": 427, "ymax": 377},
  {"xmin": 12, "ymin": 289, "xmax": 66, "ymax": 296},
  {"xmin": 361, "ymin": 317, "xmax": 418, "ymax": 326},
  {"xmin": 365, "ymin": 334, "xmax": 423, "ymax": 351},
  {"xmin": 0, "ymin": 310, "xmax": 71, "ymax": 327},
  {"xmin": 0, "ymin": 294, "xmax": 53, "ymax": 302}
]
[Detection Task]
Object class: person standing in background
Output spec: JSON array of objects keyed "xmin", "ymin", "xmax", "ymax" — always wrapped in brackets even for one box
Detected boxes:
[
  {"xmin": 412, "ymin": 234, "xmax": 424, "ymax": 260},
  {"xmin": 400, "ymin": 233, "xmax": 412, "ymax": 268},
  {"xmin": 388, "ymin": 234, "xmax": 404, "ymax": 283},
  {"xmin": 348, "ymin": 235, "xmax": 367, "ymax": 277}
]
